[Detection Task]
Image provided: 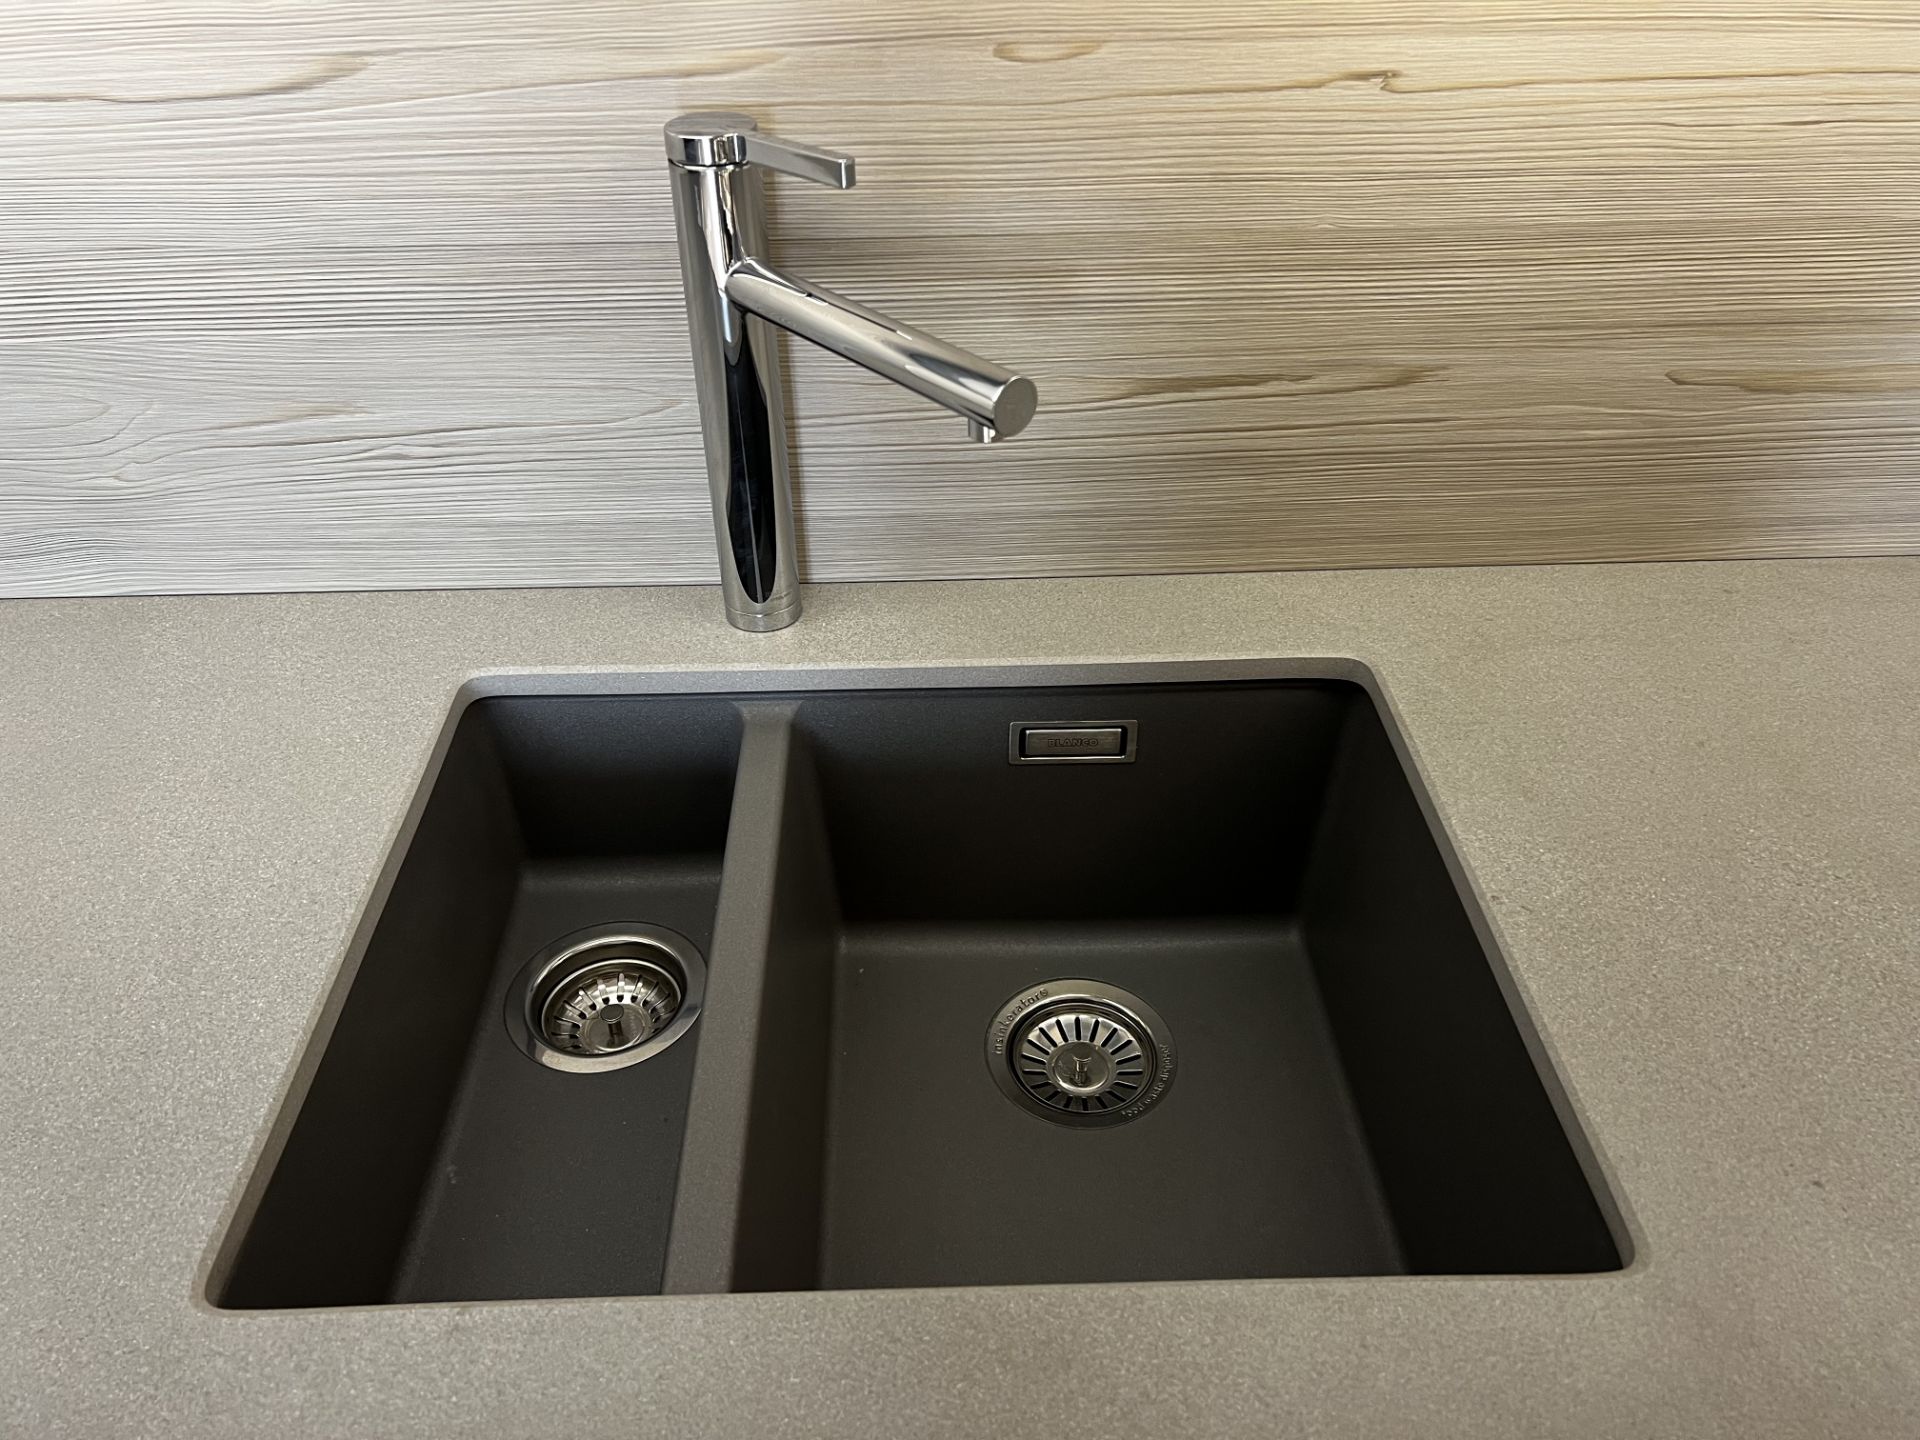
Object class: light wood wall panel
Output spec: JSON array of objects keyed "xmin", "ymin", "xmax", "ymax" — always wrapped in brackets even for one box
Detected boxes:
[{"xmin": 2, "ymin": 1, "xmax": 1918, "ymax": 596}]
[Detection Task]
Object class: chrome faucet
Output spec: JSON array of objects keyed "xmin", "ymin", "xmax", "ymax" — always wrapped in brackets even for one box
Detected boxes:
[{"xmin": 664, "ymin": 113, "xmax": 1038, "ymax": 632}]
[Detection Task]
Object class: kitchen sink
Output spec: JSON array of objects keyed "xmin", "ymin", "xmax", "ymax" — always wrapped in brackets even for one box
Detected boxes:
[{"xmin": 214, "ymin": 673, "xmax": 1626, "ymax": 1308}]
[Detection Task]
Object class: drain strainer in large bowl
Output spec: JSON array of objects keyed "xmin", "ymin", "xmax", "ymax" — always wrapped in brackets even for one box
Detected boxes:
[{"xmin": 985, "ymin": 979, "xmax": 1175, "ymax": 1128}]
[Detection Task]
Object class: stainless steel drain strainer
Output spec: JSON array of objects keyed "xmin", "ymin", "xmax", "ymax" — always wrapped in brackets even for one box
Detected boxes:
[
  {"xmin": 986, "ymin": 979, "xmax": 1175, "ymax": 1127},
  {"xmin": 506, "ymin": 925, "xmax": 706, "ymax": 1074},
  {"xmin": 541, "ymin": 961, "xmax": 681, "ymax": 1056}
]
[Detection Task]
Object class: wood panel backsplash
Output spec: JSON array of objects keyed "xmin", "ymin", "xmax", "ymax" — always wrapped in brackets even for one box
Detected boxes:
[{"xmin": 3, "ymin": 1, "xmax": 1918, "ymax": 596}]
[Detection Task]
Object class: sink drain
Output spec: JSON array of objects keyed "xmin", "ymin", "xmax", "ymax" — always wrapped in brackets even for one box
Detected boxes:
[
  {"xmin": 986, "ymin": 980, "xmax": 1175, "ymax": 1127},
  {"xmin": 541, "ymin": 960, "xmax": 680, "ymax": 1056},
  {"xmin": 506, "ymin": 925, "xmax": 706, "ymax": 1074}
]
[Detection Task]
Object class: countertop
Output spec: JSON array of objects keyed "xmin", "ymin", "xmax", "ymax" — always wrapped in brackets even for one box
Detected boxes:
[{"xmin": 1, "ymin": 559, "xmax": 1915, "ymax": 1438}]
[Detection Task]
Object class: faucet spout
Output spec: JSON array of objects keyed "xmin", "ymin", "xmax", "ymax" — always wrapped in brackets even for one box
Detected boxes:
[{"xmin": 723, "ymin": 258, "xmax": 1038, "ymax": 440}]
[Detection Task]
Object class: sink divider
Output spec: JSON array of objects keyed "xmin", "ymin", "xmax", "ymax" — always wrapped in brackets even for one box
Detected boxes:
[{"xmin": 662, "ymin": 701, "xmax": 840, "ymax": 1294}]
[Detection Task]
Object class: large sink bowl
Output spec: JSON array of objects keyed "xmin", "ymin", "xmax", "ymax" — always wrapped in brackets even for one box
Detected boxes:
[{"xmin": 214, "ymin": 669, "xmax": 1626, "ymax": 1308}]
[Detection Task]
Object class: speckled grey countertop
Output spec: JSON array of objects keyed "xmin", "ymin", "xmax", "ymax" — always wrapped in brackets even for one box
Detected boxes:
[{"xmin": 2, "ymin": 559, "xmax": 1916, "ymax": 1438}]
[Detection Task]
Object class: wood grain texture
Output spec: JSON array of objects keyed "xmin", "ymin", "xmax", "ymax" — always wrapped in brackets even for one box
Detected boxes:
[{"xmin": 2, "ymin": 1, "xmax": 1918, "ymax": 596}]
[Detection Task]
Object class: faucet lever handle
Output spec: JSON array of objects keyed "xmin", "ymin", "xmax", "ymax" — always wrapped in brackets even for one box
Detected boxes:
[
  {"xmin": 742, "ymin": 133, "xmax": 857, "ymax": 190},
  {"xmin": 663, "ymin": 113, "xmax": 856, "ymax": 189}
]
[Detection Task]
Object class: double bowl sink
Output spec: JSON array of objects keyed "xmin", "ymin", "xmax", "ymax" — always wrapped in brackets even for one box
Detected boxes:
[{"xmin": 214, "ymin": 671, "xmax": 1625, "ymax": 1308}]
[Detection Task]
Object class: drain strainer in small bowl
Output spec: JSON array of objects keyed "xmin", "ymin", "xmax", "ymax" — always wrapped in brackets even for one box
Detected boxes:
[
  {"xmin": 986, "ymin": 979, "xmax": 1175, "ymax": 1127},
  {"xmin": 506, "ymin": 925, "xmax": 705, "ymax": 1074},
  {"xmin": 541, "ymin": 960, "xmax": 681, "ymax": 1056}
]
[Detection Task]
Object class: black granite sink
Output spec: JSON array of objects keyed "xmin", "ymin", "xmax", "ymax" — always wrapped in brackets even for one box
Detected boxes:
[{"xmin": 214, "ymin": 676, "xmax": 1626, "ymax": 1309}]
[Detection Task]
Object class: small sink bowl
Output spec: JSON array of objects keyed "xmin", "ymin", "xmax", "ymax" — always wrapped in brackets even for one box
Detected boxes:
[{"xmin": 214, "ymin": 670, "xmax": 1625, "ymax": 1308}]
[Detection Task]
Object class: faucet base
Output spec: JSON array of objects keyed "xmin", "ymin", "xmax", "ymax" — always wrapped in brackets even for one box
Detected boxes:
[{"xmin": 726, "ymin": 597, "xmax": 802, "ymax": 633}]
